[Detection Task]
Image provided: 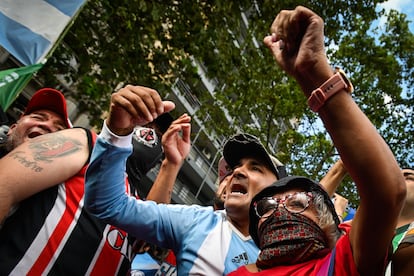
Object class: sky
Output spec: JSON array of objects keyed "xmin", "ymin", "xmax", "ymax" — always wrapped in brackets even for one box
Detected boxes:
[
  {"xmin": 298, "ymin": 0, "xmax": 414, "ymax": 166},
  {"xmin": 379, "ymin": 0, "xmax": 414, "ymax": 32}
]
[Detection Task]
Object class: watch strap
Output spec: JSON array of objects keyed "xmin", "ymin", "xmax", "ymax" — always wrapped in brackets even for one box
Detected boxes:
[{"xmin": 307, "ymin": 71, "xmax": 352, "ymax": 112}]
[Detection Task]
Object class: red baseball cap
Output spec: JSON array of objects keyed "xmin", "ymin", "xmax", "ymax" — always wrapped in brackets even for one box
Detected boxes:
[{"xmin": 24, "ymin": 88, "xmax": 72, "ymax": 128}]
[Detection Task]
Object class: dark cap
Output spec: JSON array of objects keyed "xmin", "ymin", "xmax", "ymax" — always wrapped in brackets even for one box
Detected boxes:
[
  {"xmin": 24, "ymin": 88, "xmax": 72, "ymax": 128},
  {"xmin": 223, "ymin": 133, "xmax": 287, "ymax": 180},
  {"xmin": 153, "ymin": 113, "xmax": 174, "ymax": 133},
  {"xmin": 249, "ymin": 176, "xmax": 340, "ymax": 247}
]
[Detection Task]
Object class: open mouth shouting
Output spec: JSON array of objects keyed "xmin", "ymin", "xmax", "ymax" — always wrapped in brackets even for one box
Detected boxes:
[
  {"xmin": 28, "ymin": 130, "xmax": 47, "ymax": 138},
  {"xmin": 229, "ymin": 183, "xmax": 248, "ymax": 197}
]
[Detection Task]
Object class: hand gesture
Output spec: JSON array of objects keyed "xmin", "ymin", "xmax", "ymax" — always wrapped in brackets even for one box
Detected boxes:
[
  {"xmin": 263, "ymin": 6, "xmax": 332, "ymax": 95},
  {"xmin": 161, "ymin": 114, "xmax": 191, "ymax": 166},
  {"xmin": 107, "ymin": 85, "xmax": 175, "ymax": 135}
]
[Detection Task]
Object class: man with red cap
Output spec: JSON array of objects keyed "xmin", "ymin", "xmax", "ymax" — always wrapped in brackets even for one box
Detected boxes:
[
  {"xmin": 0, "ymin": 86, "xmax": 191, "ymax": 275},
  {"xmin": 0, "ymin": 87, "xmax": 131, "ymax": 275},
  {"xmin": 0, "ymin": 88, "xmax": 71, "ymax": 157}
]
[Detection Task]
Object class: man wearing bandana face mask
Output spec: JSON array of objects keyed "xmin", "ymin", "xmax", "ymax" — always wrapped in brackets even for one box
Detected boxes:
[
  {"xmin": 253, "ymin": 184, "xmax": 335, "ymax": 267},
  {"xmin": 228, "ymin": 177, "xmax": 344, "ymax": 274},
  {"xmin": 228, "ymin": 6, "xmax": 405, "ymax": 276}
]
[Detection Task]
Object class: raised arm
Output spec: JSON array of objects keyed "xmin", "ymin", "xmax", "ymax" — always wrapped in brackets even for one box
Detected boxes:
[
  {"xmin": 146, "ymin": 114, "xmax": 191, "ymax": 203},
  {"xmin": 319, "ymin": 159, "xmax": 347, "ymax": 197},
  {"xmin": 319, "ymin": 159, "xmax": 350, "ymax": 223},
  {"xmin": 84, "ymin": 85, "xmax": 188, "ymax": 243},
  {"xmin": 0, "ymin": 128, "xmax": 90, "ymax": 222},
  {"xmin": 264, "ymin": 6, "xmax": 406, "ymax": 274}
]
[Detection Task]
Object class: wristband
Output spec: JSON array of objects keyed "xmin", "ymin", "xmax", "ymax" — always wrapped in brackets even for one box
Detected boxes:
[{"xmin": 307, "ymin": 70, "xmax": 353, "ymax": 112}]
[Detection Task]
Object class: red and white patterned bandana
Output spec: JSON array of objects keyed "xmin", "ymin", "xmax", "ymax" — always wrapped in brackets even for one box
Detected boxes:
[{"xmin": 256, "ymin": 207, "xmax": 329, "ymax": 269}]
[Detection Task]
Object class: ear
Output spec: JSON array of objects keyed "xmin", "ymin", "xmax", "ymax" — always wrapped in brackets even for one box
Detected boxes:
[{"xmin": 7, "ymin": 123, "xmax": 17, "ymax": 135}]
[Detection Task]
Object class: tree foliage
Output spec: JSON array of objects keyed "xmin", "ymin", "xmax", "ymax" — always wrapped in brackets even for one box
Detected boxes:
[{"xmin": 39, "ymin": 0, "xmax": 414, "ymax": 207}]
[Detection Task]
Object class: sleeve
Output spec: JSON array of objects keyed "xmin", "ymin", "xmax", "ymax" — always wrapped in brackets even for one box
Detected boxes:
[{"xmin": 84, "ymin": 122, "xmax": 199, "ymax": 250}]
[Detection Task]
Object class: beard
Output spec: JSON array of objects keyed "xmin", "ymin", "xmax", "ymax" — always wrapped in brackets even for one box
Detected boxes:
[
  {"xmin": 256, "ymin": 207, "xmax": 329, "ymax": 269},
  {"xmin": 5, "ymin": 131, "xmax": 23, "ymax": 152}
]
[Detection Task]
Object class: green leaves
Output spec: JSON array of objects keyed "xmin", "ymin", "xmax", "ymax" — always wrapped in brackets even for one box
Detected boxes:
[{"xmin": 40, "ymin": 0, "xmax": 414, "ymax": 207}]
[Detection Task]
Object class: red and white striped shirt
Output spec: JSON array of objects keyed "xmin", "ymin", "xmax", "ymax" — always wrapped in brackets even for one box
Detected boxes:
[{"xmin": 0, "ymin": 129, "xmax": 133, "ymax": 275}]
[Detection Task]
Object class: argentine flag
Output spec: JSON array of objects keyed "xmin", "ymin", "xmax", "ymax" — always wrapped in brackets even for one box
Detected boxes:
[{"xmin": 0, "ymin": 0, "xmax": 86, "ymax": 65}]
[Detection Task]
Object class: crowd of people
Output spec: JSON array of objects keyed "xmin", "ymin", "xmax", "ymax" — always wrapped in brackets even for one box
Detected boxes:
[{"xmin": 0, "ymin": 5, "xmax": 412, "ymax": 276}]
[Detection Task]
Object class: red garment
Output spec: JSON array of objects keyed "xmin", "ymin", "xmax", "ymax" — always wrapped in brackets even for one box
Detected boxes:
[
  {"xmin": 0, "ymin": 129, "xmax": 133, "ymax": 275},
  {"xmin": 165, "ymin": 250, "xmax": 177, "ymax": 266},
  {"xmin": 227, "ymin": 224, "xmax": 359, "ymax": 276}
]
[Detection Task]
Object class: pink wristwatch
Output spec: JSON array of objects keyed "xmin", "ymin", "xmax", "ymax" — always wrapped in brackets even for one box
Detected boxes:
[{"xmin": 307, "ymin": 70, "xmax": 353, "ymax": 112}]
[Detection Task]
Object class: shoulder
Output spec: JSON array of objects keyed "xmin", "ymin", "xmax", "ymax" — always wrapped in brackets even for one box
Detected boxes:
[
  {"xmin": 160, "ymin": 204, "xmax": 224, "ymax": 232},
  {"xmin": 165, "ymin": 204, "xmax": 215, "ymax": 218},
  {"xmin": 339, "ymin": 222, "xmax": 352, "ymax": 233}
]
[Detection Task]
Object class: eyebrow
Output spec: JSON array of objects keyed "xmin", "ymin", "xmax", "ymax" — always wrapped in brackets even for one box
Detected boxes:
[
  {"xmin": 250, "ymin": 159, "xmax": 264, "ymax": 166},
  {"xmin": 404, "ymin": 173, "xmax": 414, "ymax": 178},
  {"xmin": 237, "ymin": 158, "xmax": 266, "ymax": 167},
  {"xmin": 31, "ymin": 111, "xmax": 66, "ymax": 129}
]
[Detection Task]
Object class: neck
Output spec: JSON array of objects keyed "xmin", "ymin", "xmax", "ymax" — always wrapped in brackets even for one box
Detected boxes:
[
  {"xmin": 397, "ymin": 204, "xmax": 414, "ymax": 228},
  {"xmin": 227, "ymin": 215, "xmax": 250, "ymax": 236},
  {"xmin": 246, "ymin": 263, "xmax": 260, "ymax": 272}
]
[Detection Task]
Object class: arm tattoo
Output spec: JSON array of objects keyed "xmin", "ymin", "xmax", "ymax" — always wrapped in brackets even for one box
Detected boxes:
[
  {"xmin": 28, "ymin": 133, "xmax": 83, "ymax": 162},
  {"xmin": 9, "ymin": 151, "xmax": 43, "ymax": 172},
  {"xmin": 9, "ymin": 133, "xmax": 83, "ymax": 173}
]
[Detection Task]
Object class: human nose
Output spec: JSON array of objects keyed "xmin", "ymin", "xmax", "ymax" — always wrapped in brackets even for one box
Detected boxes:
[
  {"xmin": 232, "ymin": 164, "xmax": 247, "ymax": 179},
  {"xmin": 36, "ymin": 120, "xmax": 57, "ymax": 133},
  {"xmin": 270, "ymin": 197, "xmax": 285, "ymax": 211},
  {"xmin": 276, "ymin": 199, "xmax": 285, "ymax": 209}
]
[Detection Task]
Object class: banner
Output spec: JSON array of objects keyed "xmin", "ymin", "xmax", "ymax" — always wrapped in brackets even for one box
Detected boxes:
[
  {"xmin": 0, "ymin": 0, "xmax": 86, "ymax": 65},
  {"xmin": 0, "ymin": 63, "xmax": 44, "ymax": 111}
]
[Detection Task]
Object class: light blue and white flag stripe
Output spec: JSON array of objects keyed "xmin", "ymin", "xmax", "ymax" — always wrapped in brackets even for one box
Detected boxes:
[{"xmin": 0, "ymin": 0, "xmax": 86, "ymax": 65}]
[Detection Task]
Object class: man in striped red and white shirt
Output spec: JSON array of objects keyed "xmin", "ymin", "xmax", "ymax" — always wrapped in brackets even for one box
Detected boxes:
[
  {"xmin": 0, "ymin": 88, "xmax": 135, "ymax": 275},
  {"xmin": 0, "ymin": 87, "xmax": 190, "ymax": 275}
]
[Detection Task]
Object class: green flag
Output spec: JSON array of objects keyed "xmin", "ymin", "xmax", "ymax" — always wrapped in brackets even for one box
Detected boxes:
[{"xmin": 0, "ymin": 63, "xmax": 44, "ymax": 111}]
